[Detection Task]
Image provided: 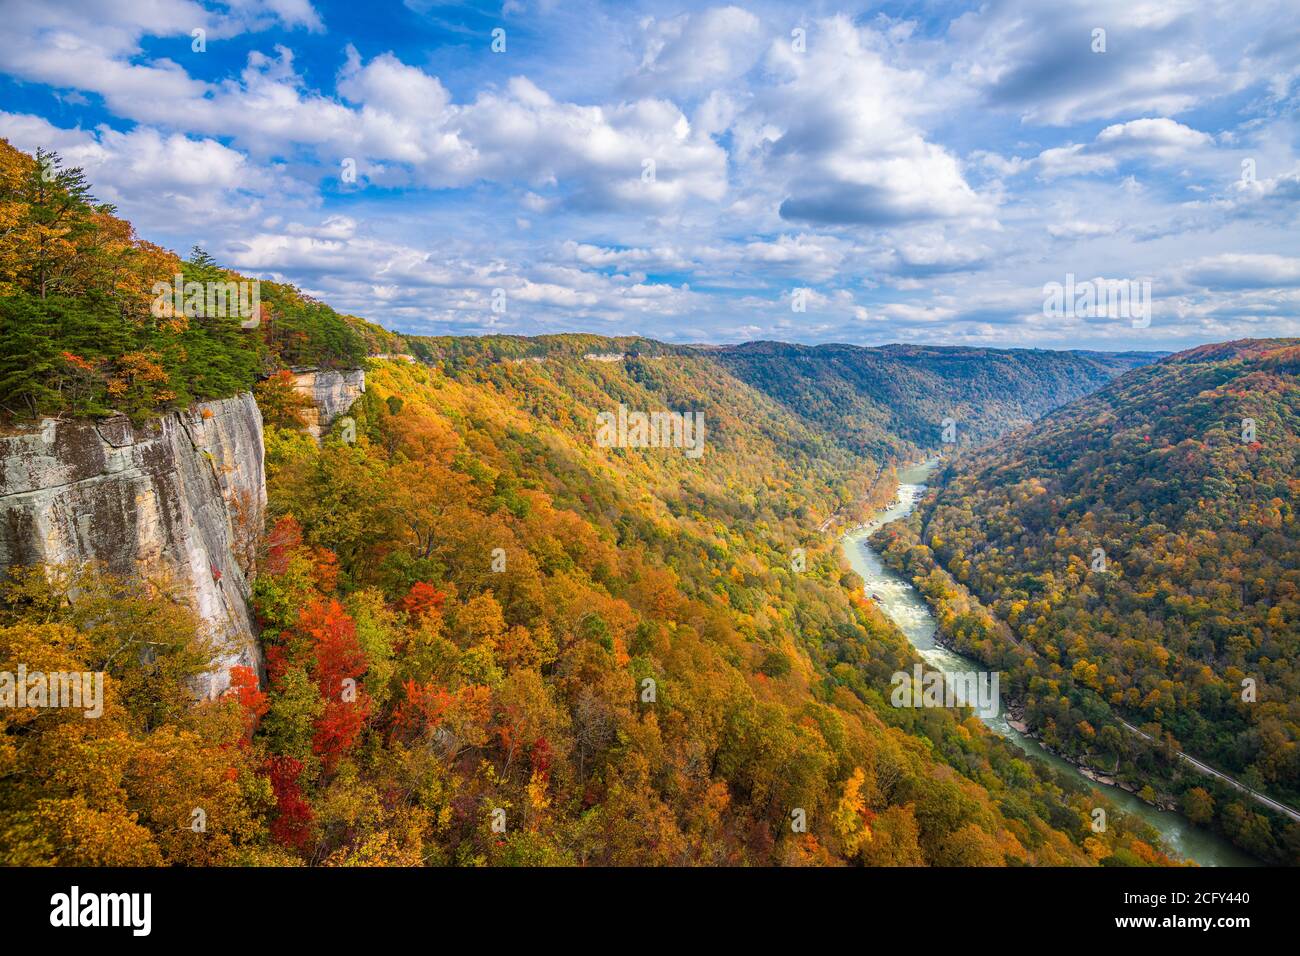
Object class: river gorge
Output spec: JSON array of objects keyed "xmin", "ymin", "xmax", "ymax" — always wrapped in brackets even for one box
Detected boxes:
[{"xmin": 841, "ymin": 461, "xmax": 1257, "ymax": 867}]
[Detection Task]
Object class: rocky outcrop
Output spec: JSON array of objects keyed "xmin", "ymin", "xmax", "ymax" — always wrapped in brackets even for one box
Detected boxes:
[
  {"xmin": 0, "ymin": 394, "xmax": 266, "ymax": 697},
  {"xmin": 289, "ymin": 367, "xmax": 366, "ymax": 439},
  {"xmin": 0, "ymin": 368, "xmax": 365, "ymax": 696}
]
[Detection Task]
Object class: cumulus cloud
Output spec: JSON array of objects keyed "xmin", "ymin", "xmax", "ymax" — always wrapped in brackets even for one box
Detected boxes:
[
  {"xmin": 0, "ymin": 111, "xmax": 295, "ymax": 232},
  {"xmin": 206, "ymin": 48, "xmax": 730, "ymax": 209},
  {"xmin": 951, "ymin": 0, "xmax": 1244, "ymax": 125},
  {"xmin": 0, "ymin": 0, "xmax": 322, "ymax": 131},
  {"xmin": 225, "ymin": 0, "xmax": 324, "ymax": 32},
  {"xmin": 221, "ymin": 222, "xmax": 700, "ymax": 334},
  {"xmin": 877, "ymin": 302, "xmax": 958, "ymax": 323},
  {"xmin": 706, "ymin": 234, "xmax": 849, "ymax": 281},
  {"xmin": 1183, "ymin": 254, "xmax": 1300, "ymax": 289},
  {"xmin": 1036, "ymin": 118, "xmax": 1214, "ymax": 179},
  {"xmin": 628, "ymin": 6, "xmax": 765, "ymax": 94},
  {"xmin": 1, "ymin": 0, "xmax": 1297, "ymax": 349},
  {"xmin": 884, "ymin": 236, "xmax": 992, "ymax": 276},
  {"xmin": 564, "ymin": 241, "xmax": 692, "ymax": 271},
  {"xmin": 740, "ymin": 16, "xmax": 992, "ymax": 228},
  {"xmin": 1209, "ymin": 166, "xmax": 1300, "ymax": 220},
  {"xmin": 2, "ymin": 5, "xmax": 728, "ymax": 211}
]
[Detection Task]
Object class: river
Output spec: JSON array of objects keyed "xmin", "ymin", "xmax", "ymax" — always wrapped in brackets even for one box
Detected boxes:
[{"xmin": 840, "ymin": 460, "xmax": 1257, "ymax": 867}]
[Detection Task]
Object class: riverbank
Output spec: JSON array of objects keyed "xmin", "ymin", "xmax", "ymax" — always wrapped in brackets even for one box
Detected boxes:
[
  {"xmin": 994, "ymin": 695, "xmax": 1181, "ymax": 810},
  {"xmin": 928, "ymin": 628, "xmax": 1181, "ymax": 809},
  {"xmin": 838, "ymin": 462, "xmax": 1257, "ymax": 867}
]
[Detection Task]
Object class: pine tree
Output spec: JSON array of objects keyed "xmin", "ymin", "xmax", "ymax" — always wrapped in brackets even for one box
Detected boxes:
[{"xmin": 24, "ymin": 148, "xmax": 96, "ymax": 299}]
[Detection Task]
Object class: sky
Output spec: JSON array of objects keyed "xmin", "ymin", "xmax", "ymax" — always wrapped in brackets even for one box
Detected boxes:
[{"xmin": 1, "ymin": 0, "xmax": 1298, "ymax": 350}]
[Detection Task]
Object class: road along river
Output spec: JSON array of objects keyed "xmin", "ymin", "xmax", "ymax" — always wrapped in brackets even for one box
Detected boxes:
[{"xmin": 840, "ymin": 460, "xmax": 1257, "ymax": 867}]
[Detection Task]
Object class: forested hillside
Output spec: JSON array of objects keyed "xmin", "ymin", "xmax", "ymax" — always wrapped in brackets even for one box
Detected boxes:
[
  {"xmin": 875, "ymin": 340, "xmax": 1300, "ymax": 862},
  {"xmin": 3, "ymin": 347, "xmax": 1185, "ymax": 865},
  {"xmin": 0, "ymin": 139, "xmax": 383, "ymax": 422},
  {"xmin": 712, "ymin": 341, "xmax": 1159, "ymax": 461},
  {"xmin": 0, "ymin": 138, "xmax": 1182, "ymax": 866},
  {"xmin": 400, "ymin": 336, "xmax": 1158, "ymax": 467}
]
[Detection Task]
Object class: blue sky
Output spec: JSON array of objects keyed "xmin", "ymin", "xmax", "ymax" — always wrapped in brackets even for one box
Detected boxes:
[{"xmin": 1, "ymin": 0, "xmax": 1298, "ymax": 350}]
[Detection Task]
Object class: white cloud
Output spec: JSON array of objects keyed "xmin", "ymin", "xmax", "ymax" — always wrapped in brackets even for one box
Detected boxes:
[
  {"xmin": 1037, "ymin": 118, "xmax": 1214, "ymax": 179},
  {"xmin": 222, "ymin": 222, "xmax": 701, "ymax": 333},
  {"xmin": 951, "ymin": 0, "xmax": 1245, "ymax": 125},
  {"xmin": 1095, "ymin": 117, "xmax": 1214, "ymax": 155},
  {"xmin": 0, "ymin": 0, "xmax": 322, "ymax": 133},
  {"xmin": 1183, "ymin": 253, "xmax": 1300, "ymax": 289},
  {"xmin": 0, "ymin": 112, "xmax": 292, "ymax": 232},
  {"xmin": 629, "ymin": 6, "xmax": 765, "ymax": 94},
  {"xmin": 1047, "ymin": 220, "xmax": 1120, "ymax": 240},
  {"xmin": 886, "ymin": 235, "xmax": 992, "ymax": 275},
  {"xmin": 877, "ymin": 302, "xmax": 958, "ymax": 323},
  {"xmin": 565, "ymin": 241, "xmax": 691, "ymax": 271},
  {"xmin": 1210, "ymin": 165, "xmax": 1300, "ymax": 219},
  {"xmin": 225, "ymin": 0, "xmax": 324, "ymax": 32},
  {"xmin": 740, "ymin": 16, "xmax": 993, "ymax": 228},
  {"xmin": 1, "ymin": 0, "xmax": 1296, "ymax": 351}
]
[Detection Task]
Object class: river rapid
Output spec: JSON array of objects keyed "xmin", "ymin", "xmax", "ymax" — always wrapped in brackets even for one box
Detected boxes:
[{"xmin": 840, "ymin": 460, "xmax": 1257, "ymax": 867}]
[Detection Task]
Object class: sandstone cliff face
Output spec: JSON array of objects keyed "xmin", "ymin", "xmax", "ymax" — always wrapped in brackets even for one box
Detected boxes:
[
  {"xmin": 290, "ymin": 367, "xmax": 366, "ymax": 439},
  {"xmin": 0, "ymin": 369, "xmax": 366, "ymax": 695},
  {"xmin": 0, "ymin": 394, "xmax": 266, "ymax": 697}
]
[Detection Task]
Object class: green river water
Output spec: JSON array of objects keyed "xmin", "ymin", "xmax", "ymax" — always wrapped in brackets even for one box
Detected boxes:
[{"xmin": 840, "ymin": 460, "xmax": 1257, "ymax": 867}]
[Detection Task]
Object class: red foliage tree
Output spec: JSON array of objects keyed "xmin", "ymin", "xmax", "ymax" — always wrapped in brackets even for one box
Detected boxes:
[
  {"xmin": 295, "ymin": 598, "xmax": 371, "ymax": 772},
  {"xmin": 391, "ymin": 679, "xmax": 454, "ymax": 741},
  {"xmin": 313, "ymin": 697, "xmax": 371, "ymax": 771},
  {"xmin": 225, "ymin": 664, "xmax": 268, "ymax": 742},
  {"xmin": 265, "ymin": 756, "xmax": 313, "ymax": 851},
  {"xmin": 263, "ymin": 643, "xmax": 290, "ymax": 688},
  {"xmin": 297, "ymin": 599, "xmax": 367, "ymax": 697},
  {"xmin": 398, "ymin": 581, "xmax": 444, "ymax": 621},
  {"xmin": 264, "ymin": 515, "xmax": 304, "ymax": 576}
]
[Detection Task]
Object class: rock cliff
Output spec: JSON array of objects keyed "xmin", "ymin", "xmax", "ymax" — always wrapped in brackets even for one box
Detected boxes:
[
  {"xmin": 289, "ymin": 367, "xmax": 366, "ymax": 439},
  {"xmin": 0, "ymin": 394, "xmax": 266, "ymax": 697},
  {"xmin": 0, "ymin": 369, "xmax": 366, "ymax": 695}
]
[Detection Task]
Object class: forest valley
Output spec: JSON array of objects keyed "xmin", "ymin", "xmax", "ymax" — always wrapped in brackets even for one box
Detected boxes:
[
  {"xmin": 874, "ymin": 340, "xmax": 1300, "ymax": 864},
  {"xmin": 0, "ymin": 139, "xmax": 1293, "ymax": 867}
]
